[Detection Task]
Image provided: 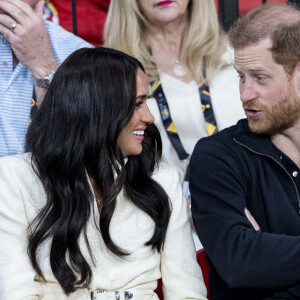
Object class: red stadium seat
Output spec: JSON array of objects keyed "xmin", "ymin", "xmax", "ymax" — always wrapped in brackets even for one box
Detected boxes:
[
  {"xmin": 197, "ymin": 248, "xmax": 210, "ymax": 299},
  {"xmin": 155, "ymin": 276, "xmax": 163, "ymax": 300}
]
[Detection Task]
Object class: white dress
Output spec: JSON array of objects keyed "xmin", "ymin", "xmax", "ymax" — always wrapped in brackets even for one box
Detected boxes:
[{"xmin": 0, "ymin": 153, "xmax": 207, "ymax": 300}]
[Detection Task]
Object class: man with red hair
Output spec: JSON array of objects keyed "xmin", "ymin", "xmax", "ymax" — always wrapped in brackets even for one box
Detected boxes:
[{"xmin": 190, "ymin": 3, "xmax": 300, "ymax": 299}]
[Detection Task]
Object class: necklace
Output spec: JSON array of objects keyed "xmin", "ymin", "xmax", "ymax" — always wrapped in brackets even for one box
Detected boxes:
[
  {"xmin": 173, "ymin": 60, "xmax": 187, "ymax": 77},
  {"xmin": 89, "ymin": 177, "xmax": 102, "ymax": 208},
  {"xmin": 96, "ymin": 198, "xmax": 101, "ymax": 206}
]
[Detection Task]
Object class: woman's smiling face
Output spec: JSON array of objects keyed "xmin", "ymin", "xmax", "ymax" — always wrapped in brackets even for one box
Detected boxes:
[{"xmin": 117, "ymin": 68, "xmax": 155, "ymax": 157}]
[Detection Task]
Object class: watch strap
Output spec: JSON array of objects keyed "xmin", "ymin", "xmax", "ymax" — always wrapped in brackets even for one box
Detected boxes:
[{"xmin": 33, "ymin": 70, "xmax": 55, "ymax": 88}]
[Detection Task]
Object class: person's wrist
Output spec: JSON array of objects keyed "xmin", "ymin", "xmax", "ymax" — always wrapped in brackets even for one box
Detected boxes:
[
  {"xmin": 30, "ymin": 56, "xmax": 58, "ymax": 79},
  {"xmin": 32, "ymin": 70, "xmax": 55, "ymax": 88}
]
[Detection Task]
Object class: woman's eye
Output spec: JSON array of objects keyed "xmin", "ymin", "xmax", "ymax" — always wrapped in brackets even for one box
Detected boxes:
[{"xmin": 135, "ymin": 101, "xmax": 143, "ymax": 108}]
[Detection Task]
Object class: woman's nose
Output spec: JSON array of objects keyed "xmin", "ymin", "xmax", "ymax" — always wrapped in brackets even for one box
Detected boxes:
[{"xmin": 142, "ymin": 105, "xmax": 155, "ymax": 124}]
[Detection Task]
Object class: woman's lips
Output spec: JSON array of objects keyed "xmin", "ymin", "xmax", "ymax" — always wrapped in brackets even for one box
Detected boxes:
[
  {"xmin": 156, "ymin": 1, "xmax": 173, "ymax": 7},
  {"xmin": 133, "ymin": 129, "xmax": 145, "ymax": 141},
  {"xmin": 134, "ymin": 135, "xmax": 144, "ymax": 141}
]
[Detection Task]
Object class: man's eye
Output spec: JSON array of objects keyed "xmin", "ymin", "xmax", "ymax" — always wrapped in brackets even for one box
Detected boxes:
[
  {"xmin": 254, "ymin": 75, "xmax": 268, "ymax": 84},
  {"xmin": 237, "ymin": 74, "xmax": 245, "ymax": 82},
  {"xmin": 256, "ymin": 75, "xmax": 266, "ymax": 81}
]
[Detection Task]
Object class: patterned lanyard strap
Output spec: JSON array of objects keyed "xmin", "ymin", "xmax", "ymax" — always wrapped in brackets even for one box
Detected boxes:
[
  {"xmin": 44, "ymin": 1, "xmax": 59, "ymax": 25},
  {"xmin": 29, "ymin": 89, "xmax": 38, "ymax": 126},
  {"xmin": 152, "ymin": 80, "xmax": 218, "ymax": 161}
]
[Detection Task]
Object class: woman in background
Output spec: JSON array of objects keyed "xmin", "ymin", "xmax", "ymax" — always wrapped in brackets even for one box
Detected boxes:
[
  {"xmin": 0, "ymin": 47, "xmax": 206, "ymax": 299},
  {"xmin": 104, "ymin": 1, "xmax": 245, "ymax": 248},
  {"xmin": 104, "ymin": 0, "xmax": 245, "ymax": 186}
]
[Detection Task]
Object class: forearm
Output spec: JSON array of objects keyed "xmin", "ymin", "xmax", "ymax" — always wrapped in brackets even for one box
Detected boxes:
[
  {"xmin": 32, "ymin": 59, "xmax": 58, "ymax": 106},
  {"xmin": 0, "ymin": 0, "xmax": 58, "ymax": 106},
  {"xmin": 193, "ymin": 208, "xmax": 300, "ymax": 289}
]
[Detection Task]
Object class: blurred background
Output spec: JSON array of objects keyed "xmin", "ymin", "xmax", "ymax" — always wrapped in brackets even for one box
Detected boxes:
[{"xmin": 45, "ymin": 0, "xmax": 300, "ymax": 47}]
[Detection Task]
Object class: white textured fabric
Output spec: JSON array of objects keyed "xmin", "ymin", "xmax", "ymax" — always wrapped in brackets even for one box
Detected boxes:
[
  {"xmin": 147, "ymin": 49, "xmax": 245, "ymax": 183},
  {"xmin": 0, "ymin": 21, "xmax": 91, "ymax": 157},
  {"xmin": 0, "ymin": 153, "xmax": 207, "ymax": 300}
]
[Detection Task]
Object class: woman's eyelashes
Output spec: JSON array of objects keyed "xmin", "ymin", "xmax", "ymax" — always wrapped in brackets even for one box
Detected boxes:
[{"xmin": 135, "ymin": 101, "xmax": 143, "ymax": 108}]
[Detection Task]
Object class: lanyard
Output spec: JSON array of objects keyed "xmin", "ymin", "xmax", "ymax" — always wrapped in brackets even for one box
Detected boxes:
[
  {"xmin": 152, "ymin": 80, "xmax": 218, "ymax": 161},
  {"xmin": 29, "ymin": 89, "xmax": 38, "ymax": 126}
]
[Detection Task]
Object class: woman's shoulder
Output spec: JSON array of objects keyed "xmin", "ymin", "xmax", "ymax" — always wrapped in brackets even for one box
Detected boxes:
[
  {"xmin": 0, "ymin": 153, "xmax": 37, "ymax": 182},
  {"xmin": 0, "ymin": 153, "xmax": 44, "ymax": 209},
  {"xmin": 0, "ymin": 152, "xmax": 32, "ymax": 168}
]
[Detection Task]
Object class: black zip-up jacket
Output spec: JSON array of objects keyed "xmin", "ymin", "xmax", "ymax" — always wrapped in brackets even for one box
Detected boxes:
[{"xmin": 190, "ymin": 119, "xmax": 300, "ymax": 300}]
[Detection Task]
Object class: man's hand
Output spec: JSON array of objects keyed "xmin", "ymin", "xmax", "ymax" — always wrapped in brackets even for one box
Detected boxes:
[
  {"xmin": 0, "ymin": 0, "xmax": 58, "ymax": 78},
  {"xmin": 245, "ymin": 208, "xmax": 260, "ymax": 231}
]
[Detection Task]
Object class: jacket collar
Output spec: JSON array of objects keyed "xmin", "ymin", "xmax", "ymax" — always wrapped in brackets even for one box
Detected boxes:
[{"xmin": 232, "ymin": 119, "xmax": 278, "ymax": 158}]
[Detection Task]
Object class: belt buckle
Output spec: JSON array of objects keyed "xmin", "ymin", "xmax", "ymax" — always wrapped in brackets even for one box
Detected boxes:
[{"xmin": 91, "ymin": 290, "xmax": 121, "ymax": 300}]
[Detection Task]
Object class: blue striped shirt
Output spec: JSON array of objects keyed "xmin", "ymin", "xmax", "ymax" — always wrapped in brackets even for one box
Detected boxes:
[{"xmin": 0, "ymin": 21, "xmax": 91, "ymax": 157}]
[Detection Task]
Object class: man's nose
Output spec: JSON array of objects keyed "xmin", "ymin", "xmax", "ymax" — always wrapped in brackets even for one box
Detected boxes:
[{"xmin": 240, "ymin": 81, "xmax": 258, "ymax": 103}]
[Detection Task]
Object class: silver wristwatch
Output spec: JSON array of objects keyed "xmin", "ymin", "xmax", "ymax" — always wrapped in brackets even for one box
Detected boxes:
[{"xmin": 33, "ymin": 70, "xmax": 55, "ymax": 88}]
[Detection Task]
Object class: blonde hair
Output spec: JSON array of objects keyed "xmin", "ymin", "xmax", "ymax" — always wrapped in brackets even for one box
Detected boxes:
[{"xmin": 104, "ymin": 0, "xmax": 227, "ymax": 88}]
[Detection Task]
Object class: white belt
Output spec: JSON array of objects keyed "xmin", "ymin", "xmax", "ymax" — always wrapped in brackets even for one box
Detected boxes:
[{"xmin": 91, "ymin": 290, "xmax": 133, "ymax": 300}]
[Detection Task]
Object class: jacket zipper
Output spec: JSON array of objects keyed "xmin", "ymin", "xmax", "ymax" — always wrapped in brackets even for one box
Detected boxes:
[{"xmin": 234, "ymin": 138, "xmax": 300, "ymax": 214}]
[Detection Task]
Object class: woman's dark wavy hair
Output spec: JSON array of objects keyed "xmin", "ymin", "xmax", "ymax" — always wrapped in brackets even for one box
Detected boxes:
[{"xmin": 26, "ymin": 47, "xmax": 171, "ymax": 295}]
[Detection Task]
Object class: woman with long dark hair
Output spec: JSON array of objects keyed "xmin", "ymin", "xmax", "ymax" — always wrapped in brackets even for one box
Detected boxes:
[{"xmin": 0, "ymin": 47, "xmax": 206, "ymax": 299}]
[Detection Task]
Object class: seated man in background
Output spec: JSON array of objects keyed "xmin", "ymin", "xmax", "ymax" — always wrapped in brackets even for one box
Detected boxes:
[
  {"xmin": 0, "ymin": 0, "xmax": 90, "ymax": 157},
  {"xmin": 190, "ymin": 3, "xmax": 300, "ymax": 300}
]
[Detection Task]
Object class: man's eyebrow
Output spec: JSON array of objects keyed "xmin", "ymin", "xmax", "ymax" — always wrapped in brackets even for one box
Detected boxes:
[{"xmin": 234, "ymin": 66, "xmax": 267, "ymax": 73}]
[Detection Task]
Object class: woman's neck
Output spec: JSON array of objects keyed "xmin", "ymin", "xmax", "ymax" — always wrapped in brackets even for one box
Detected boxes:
[
  {"xmin": 146, "ymin": 16, "xmax": 193, "ymax": 83},
  {"xmin": 148, "ymin": 18, "xmax": 187, "ymax": 59}
]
